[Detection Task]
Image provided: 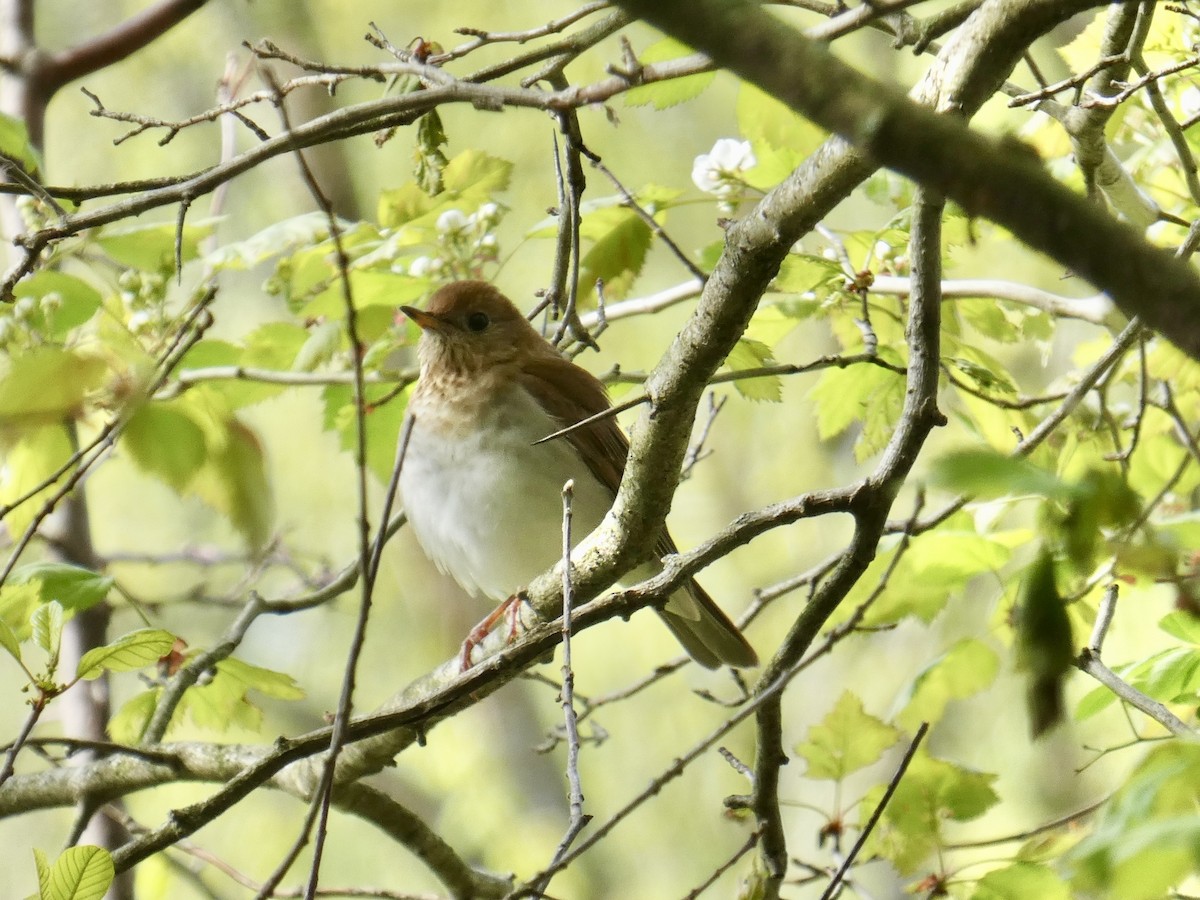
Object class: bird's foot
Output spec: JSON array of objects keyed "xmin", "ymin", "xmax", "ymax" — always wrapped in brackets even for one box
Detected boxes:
[{"xmin": 459, "ymin": 591, "xmax": 528, "ymax": 672}]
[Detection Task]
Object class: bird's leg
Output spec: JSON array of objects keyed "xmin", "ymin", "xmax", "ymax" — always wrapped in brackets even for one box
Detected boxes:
[{"xmin": 459, "ymin": 591, "xmax": 528, "ymax": 671}]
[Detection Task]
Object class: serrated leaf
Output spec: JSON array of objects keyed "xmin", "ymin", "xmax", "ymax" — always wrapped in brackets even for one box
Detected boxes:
[
  {"xmin": 579, "ymin": 207, "xmax": 652, "ymax": 301},
  {"xmin": 108, "ymin": 689, "xmax": 160, "ymax": 745},
  {"xmin": 724, "ymin": 338, "xmax": 781, "ymax": 401},
  {"xmin": 122, "ymin": 402, "xmax": 206, "ymax": 492},
  {"xmin": 216, "ymin": 656, "xmax": 305, "ymax": 700},
  {"xmin": 176, "ymin": 657, "xmax": 302, "ymax": 734},
  {"xmin": 76, "ymin": 629, "xmax": 174, "ymax": 681},
  {"xmin": 797, "ymin": 692, "xmax": 900, "ymax": 780},
  {"xmin": 7, "ymin": 564, "xmax": 114, "ymax": 616},
  {"xmin": 0, "ymin": 349, "xmax": 106, "ymax": 425},
  {"xmin": 808, "ymin": 359, "xmax": 906, "ymax": 461},
  {"xmin": 624, "ymin": 38, "xmax": 716, "ymax": 109},
  {"xmin": 771, "ymin": 253, "xmax": 844, "ymax": 294},
  {"xmin": 898, "ymin": 639, "xmax": 1000, "ymax": 731},
  {"xmin": 41, "ymin": 845, "xmax": 114, "ymax": 900},
  {"xmin": 30, "ymin": 600, "xmax": 64, "ymax": 664},
  {"xmin": 868, "ymin": 752, "xmax": 999, "ymax": 874}
]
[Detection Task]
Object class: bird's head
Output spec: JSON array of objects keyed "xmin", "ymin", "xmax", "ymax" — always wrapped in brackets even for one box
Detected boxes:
[{"xmin": 401, "ymin": 281, "xmax": 548, "ymax": 376}]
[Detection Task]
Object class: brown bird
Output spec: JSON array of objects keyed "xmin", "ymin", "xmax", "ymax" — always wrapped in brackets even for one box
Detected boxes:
[{"xmin": 399, "ymin": 280, "xmax": 757, "ymax": 670}]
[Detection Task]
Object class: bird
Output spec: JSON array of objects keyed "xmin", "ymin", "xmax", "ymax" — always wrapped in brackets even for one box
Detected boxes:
[{"xmin": 398, "ymin": 280, "xmax": 757, "ymax": 671}]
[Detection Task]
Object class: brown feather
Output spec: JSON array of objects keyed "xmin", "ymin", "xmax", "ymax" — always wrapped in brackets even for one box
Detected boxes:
[
  {"xmin": 519, "ymin": 353, "xmax": 757, "ymax": 669},
  {"xmin": 408, "ymin": 280, "xmax": 756, "ymax": 668}
]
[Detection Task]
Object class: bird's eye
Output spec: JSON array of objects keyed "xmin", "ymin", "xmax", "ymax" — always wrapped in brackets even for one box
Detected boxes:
[{"xmin": 466, "ymin": 311, "xmax": 490, "ymax": 332}]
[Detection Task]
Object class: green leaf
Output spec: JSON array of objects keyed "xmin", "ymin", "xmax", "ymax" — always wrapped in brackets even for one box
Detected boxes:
[
  {"xmin": 39, "ymin": 845, "xmax": 114, "ymax": 900},
  {"xmin": 797, "ymin": 692, "xmax": 901, "ymax": 780},
  {"xmin": 322, "ymin": 382, "xmax": 408, "ymax": 483},
  {"xmin": 33, "ymin": 848, "xmax": 50, "ymax": 897},
  {"xmin": 808, "ymin": 357, "xmax": 906, "ymax": 461},
  {"xmin": 206, "ymin": 211, "xmax": 340, "ymax": 270},
  {"xmin": 624, "ymin": 38, "xmax": 716, "ymax": 109},
  {"xmin": 897, "ymin": 639, "xmax": 1000, "ymax": 731},
  {"xmin": 577, "ymin": 207, "xmax": 652, "ymax": 301},
  {"xmin": 175, "ymin": 656, "xmax": 302, "ymax": 734},
  {"xmin": 122, "ymin": 402, "xmax": 207, "ymax": 492},
  {"xmin": 108, "ymin": 689, "xmax": 160, "ymax": 745},
  {"xmin": 7, "ymin": 564, "xmax": 114, "ymax": 616},
  {"xmin": 216, "ymin": 656, "xmax": 305, "ymax": 700},
  {"xmin": 1068, "ymin": 742, "xmax": 1200, "ymax": 898},
  {"xmin": 441, "ymin": 149, "xmax": 513, "ymax": 199},
  {"xmin": 76, "ymin": 629, "xmax": 175, "ymax": 681},
  {"xmin": 723, "ymin": 338, "xmax": 781, "ymax": 401},
  {"xmin": 0, "ymin": 582, "xmax": 40, "ymax": 641},
  {"xmin": 31, "ymin": 600, "xmax": 64, "ymax": 664},
  {"xmin": 929, "ymin": 448, "xmax": 1067, "ymax": 499},
  {"xmin": 868, "ymin": 752, "xmax": 999, "ymax": 874},
  {"xmin": 971, "ymin": 862, "xmax": 1071, "ymax": 900},
  {"xmin": 97, "ymin": 220, "xmax": 215, "ymax": 271},
  {"xmin": 189, "ymin": 413, "xmax": 273, "ymax": 551},
  {"xmin": 0, "ymin": 111, "xmax": 41, "ymax": 174},
  {"xmin": 0, "ymin": 348, "xmax": 106, "ymax": 425},
  {"xmin": 12, "ymin": 271, "xmax": 102, "ymax": 337},
  {"xmin": 771, "ymin": 253, "xmax": 844, "ymax": 295},
  {"xmin": 0, "ymin": 614, "xmax": 22, "ymax": 664},
  {"xmin": 301, "ymin": 269, "xmax": 431, "ymax": 318},
  {"xmin": 0, "ymin": 423, "xmax": 73, "ymax": 539},
  {"xmin": 1160, "ymin": 610, "xmax": 1200, "ymax": 645},
  {"xmin": 736, "ymin": 82, "xmax": 823, "ymax": 182}
]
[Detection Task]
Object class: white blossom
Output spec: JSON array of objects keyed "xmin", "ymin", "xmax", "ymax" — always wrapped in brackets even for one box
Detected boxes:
[
  {"xmin": 691, "ymin": 138, "xmax": 756, "ymax": 197},
  {"xmin": 409, "ymin": 256, "xmax": 435, "ymax": 277},
  {"xmin": 436, "ymin": 208, "xmax": 469, "ymax": 235}
]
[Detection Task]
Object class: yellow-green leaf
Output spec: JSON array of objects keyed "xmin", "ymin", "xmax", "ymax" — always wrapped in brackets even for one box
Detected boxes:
[
  {"xmin": 624, "ymin": 38, "xmax": 716, "ymax": 109},
  {"xmin": 0, "ymin": 349, "xmax": 106, "ymax": 425},
  {"xmin": 797, "ymin": 692, "xmax": 901, "ymax": 780},
  {"xmin": 897, "ymin": 639, "xmax": 1000, "ymax": 731},
  {"xmin": 0, "ymin": 423, "xmax": 73, "ymax": 539},
  {"xmin": 39, "ymin": 845, "xmax": 114, "ymax": 900},
  {"xmin": 97, "ymin": 220, "xmax": 215, "ymax": 271},
  {"xmin": 108, "ymin": 689, "xmax": 160, "ymax": 745},
  {"xmin": 76, "ymin": 629, "xmax": 175, "ymax": 681},
  {"xmin": 122, "ymin": 402, "xmax": 207, "ymax": 492}
]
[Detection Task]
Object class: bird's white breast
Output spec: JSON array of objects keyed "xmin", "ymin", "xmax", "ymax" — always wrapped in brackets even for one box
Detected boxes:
[{"xmin": 400, "ymin": 381, "xmax": 615, "ymax": 601}]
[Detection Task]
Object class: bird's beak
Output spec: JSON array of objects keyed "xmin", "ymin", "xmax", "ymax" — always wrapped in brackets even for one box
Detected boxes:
[{"xmin": 399, "ymin": 306, "xmax": 450, "ymax": 333}]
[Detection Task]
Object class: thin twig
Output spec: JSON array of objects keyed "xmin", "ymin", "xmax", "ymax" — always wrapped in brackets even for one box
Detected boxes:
[{"xmin": 818, "ymin": 722, "xmax": 929, "ymax": 900}]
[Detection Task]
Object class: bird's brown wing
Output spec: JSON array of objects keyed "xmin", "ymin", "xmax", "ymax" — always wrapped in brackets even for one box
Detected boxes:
[
  {"xmin": 519, "ymin": 354, "xmax": 757, "ymax": 669},
  {"xmin": 518, "ymin": 354, "xmax": 628, "ymax": 495}
]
